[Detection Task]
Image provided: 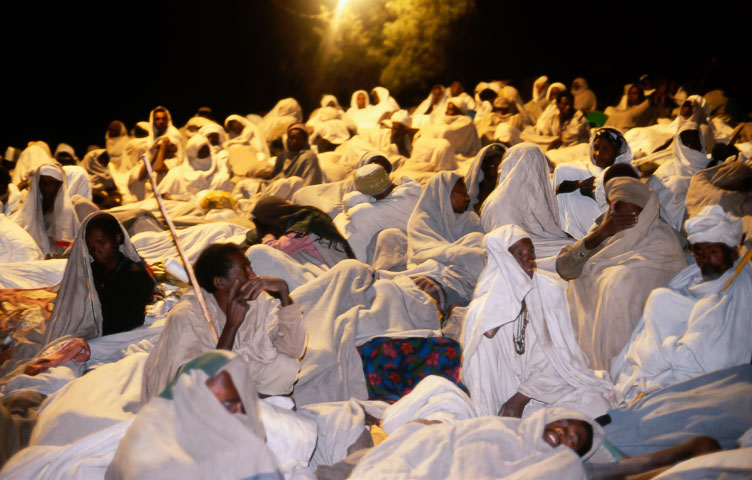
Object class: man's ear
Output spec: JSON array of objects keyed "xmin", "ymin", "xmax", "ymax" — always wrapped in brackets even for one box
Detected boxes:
[
  {"xmin": 115, "ymin": 232, "xmax": 124, "ymax": 246},
  {"xmin": 213, "ymin": 275, "xmax": 226, "ymax": 292}
]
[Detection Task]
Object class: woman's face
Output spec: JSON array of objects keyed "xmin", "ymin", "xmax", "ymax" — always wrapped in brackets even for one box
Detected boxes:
[
  {"xmin": 450, "ymin": 178, "xmax": 470, "ymax": 213},
  {"xmin": 628, "ymin": 86, "xmax": 642, "ymax": 106},
  {"xmin": 85, "ymin": 225, "xmax": 122, "ymax": 267},
  {"xmin": 508, "ymin": 237, "xmax": 536, "ymax": 278},
  {"xmin": 356, "ymin": 93, "xmax": 367, "ymax": 109},
  {"xmin": 593, "ymin": 137, "xmax": 618, "ymax": 169}
]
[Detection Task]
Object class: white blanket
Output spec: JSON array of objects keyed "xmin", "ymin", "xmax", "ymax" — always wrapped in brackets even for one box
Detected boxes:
[{"xmin": 130, "ymin": 221, "xmax": 248, "ymax": 264}]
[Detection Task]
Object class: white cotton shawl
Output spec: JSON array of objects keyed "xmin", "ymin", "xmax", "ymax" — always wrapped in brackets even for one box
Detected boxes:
[
  {"xmin": 11, "ymin": 144, "xmax": 55, "ymax": 186},
  {"xmin": 146, "ymin": 106, "xmax": 183, "ymax": 155},
  {"xmin": 80, "ymin": 149, "xmax": 116, "ymax": 191},
  {"xmin": 685, "ymin": 204, "xmax": 743, "ymax": 247},
  {"xmin": 223, "ymin": 113, "xmax": 270, "ymax": 159},
  {"xmin": 568, "ymin": 181, "xmax": 687, "ymax": 370},
  {"xmin": 480, "ymin": 143, "xmax": 572, "ymax": 260},
  {"xmin": 350, "ymin": 407, "xmax": 605, "ymax": 480},
  {"xmin": 259, "ymin": 98, "xmax": 303, "ymax": 142},
  {"xmin": 461, "ymin": 225, "xmax": 615, "ymax": 417},
  {"xmin": 465, "ymin": 143, "xmax": 504, "ymax": 207},
  {"xmin": 12, "ymin": 164, "xmax": 79, "ymax": 255},
  {"xmin": 532, "ymin": 76, "xmax": 549, "ymax": 103},
  {"xmin": 198, "ymin": 123, "xmax": 228, "ymax": 153},
  {"xmin": 109, "ymin": 353, "xmax": 280, "ymax": 480},
  {"xmin": 419, "ymin": 114, "xmax": 482, "ymax": 157},
  {"xmin": 158, "ymin": 134, "xmax": 231, "ymax": 196},
  {"xmin": 105, "ymin": 121, "xmax": 130, "ymax": 171}
]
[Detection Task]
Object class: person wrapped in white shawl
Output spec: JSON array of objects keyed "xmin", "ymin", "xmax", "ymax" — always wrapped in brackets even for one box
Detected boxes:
[
  {"xmin": 418, "ymin": 96, "xmax": 482, "ymax": 157},
  {"xmin": 461, "ymin": 225, "xmax": 615, "ymax": 419},
  {"xmin": 612, "ymin": 205, "xmax": 751, "ymax": 400},
  {"xmin": 12, "ymin": 164, "xmax": 79, "ymax": 257},
  {"xmin": 158, "ymin": 133, "xmax": 231, "ymax": 199},
  {"xmin": 647, "ymin": 121, "xmax": 711, "ymax": 231},
  {"xmin": 554, "ymin": 127, "xmax": 635, "ymax": 239},
  {"xmin": 407, "ymin": 171, "xmax": 485, "ymax": 302}
]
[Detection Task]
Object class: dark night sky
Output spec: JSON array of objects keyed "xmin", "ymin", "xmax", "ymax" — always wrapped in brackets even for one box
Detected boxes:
[{"xmin": 3, "ymin": 0, "xmax": 749, "ymax": 156}]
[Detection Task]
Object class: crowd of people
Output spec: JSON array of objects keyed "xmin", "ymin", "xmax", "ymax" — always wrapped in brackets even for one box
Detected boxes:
[{"xmin": 1, "ymin": 75, "xmax": 751, "ymax": 479}]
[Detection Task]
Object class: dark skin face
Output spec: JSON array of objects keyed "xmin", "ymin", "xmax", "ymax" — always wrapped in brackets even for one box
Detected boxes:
[
  {"xmin": 198, "ymin": 144, "xmax": 211, "ymax": 158},
  {"xmin": 107, "ymin": 122, "xmax": 123, "ymax": 138},
  {"xmin": 446, "ymin": 102, "xmax": 462, "ymax": 116},
  {"xmin": 449, "ymin": 81, "xmax": 463, "ymax": 97},
  {"xmin": 205, "ymin": 370, "xmax": 244, "ymax": 414},
  {"xmin": 287, "ymin": 129, "xmax": 308, "ymax": 153},
  {"xmin": 39, "ymin": 175, "xmax": 62, "ymax": 214},
  {"xmin": 593, "ymin": 137, "xmax": 618, "ymax": 169},
  {"xmin": 97, "ymin": 151, "xmax": 110, "ymax": 167},
  {"xmin": 153, "ymin": 111, "xmax": 168, "ymax": 135},
  {"xmin": 370, "ymin": 90, "xmax": 380, "ymax": 105},
  {"xmin": 628, "ymin": 86, "xmax": 643, "ymax": 106},
  {"xmin": 680, "ymin": 129, "xmax": 703, "ymax": 153},
  {"xmin": 691, "ymin": 242, "xmax": 738, "ymax": 281},
  {"xmin": 85, "ymin": 225, "xmax": 124, "ymax": 273},
  {"xmin": 508, "ymin": 238, "xmax": 536, "ymax": 279},
  {"xmin": 227, "ymin": 120, "xmax": 244, "ymax": 136},
  {"xmin": 548, "ymin": 87, "xmax": 561, "ymax": 101},
  {"xmin": 450, "ymin": 178, "xmax": 470, "ymax": 213},
  {"xmin": 206, "ymin": 132, "xmax": 221, "ymax": 146},
  {"xmin": 430, "ymin": 87, "xmax": 443, "ymax": 104},
  {"xmin": 543, "ymin": 419, "xmax": 590, "ymax": 453},
  {"xmin": 556, "ymin": 96, "xmax": 574, "ymax": 121},
  {"xmin": 390, "ymin": 123, "xmax": 407, "ymax": 146},
  {"xmin": 56, "ymin": 152, "xmax": 76, "ymax": 166},
  {"xmin": 680, "ymin": 101, "xmax": 693, "ymax": 119},
  {"xmin": 356, "ymin": 92, "xmax": 367, "ymax": 109}
]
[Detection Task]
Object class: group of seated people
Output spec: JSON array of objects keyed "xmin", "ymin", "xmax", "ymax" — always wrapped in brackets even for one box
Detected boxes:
[{"xmin": 0, "ymin": 74, "xmax": 751, "ymax": 479}]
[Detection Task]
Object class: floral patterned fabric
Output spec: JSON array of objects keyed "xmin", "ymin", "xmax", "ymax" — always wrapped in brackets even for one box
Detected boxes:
[{"xmin": 358, "ymin": 336, "xmax": 466, "ymax": 403}]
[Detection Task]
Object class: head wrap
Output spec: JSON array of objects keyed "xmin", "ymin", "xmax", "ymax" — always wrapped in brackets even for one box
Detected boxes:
[
  {"xmin": 354, "ymin": 163, "xmax": 391, "ymax": 196},
  {"xmin": 448, "ymin": 96, "xmax": 471, "ymax": 115},
  {"xmin": 605, "ymin": 177, "xmax": 652, "ymax": 209},
  {"xmin": 685, "ymin": 204, "xmax": 743, "ymax": 248},
  {"xmin": 389, "ymin": 109, "xmax": 412, "ymax": 128},
  {"xmin": 38, "ymin": 164, "xmax": 64, "ymax": 181}
]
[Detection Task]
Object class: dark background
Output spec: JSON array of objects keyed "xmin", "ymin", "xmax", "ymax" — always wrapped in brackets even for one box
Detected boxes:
[{"xmin": 3, "ymin": 0, "xmax": 749, "ymax": 156}]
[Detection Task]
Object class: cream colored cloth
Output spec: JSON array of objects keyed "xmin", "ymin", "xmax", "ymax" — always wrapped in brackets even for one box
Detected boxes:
[
  {"xmin": 685, "ymin": 204, "xmax": 743, "ymax": 247},
  {"xmin": 481, "ymin": 143, "xmax": 573, "ymax": 261},
  {"xmin": 258, "ymin": 97, "xmax": 303, "ymax": 142},
  {"xmin": 0, "ymin": 214, "xmax": 43, "ymax": 263},
  {"xmin": 686, "ymin": 160, "xmax": 752, "ymax": 220},
  {"xmin": 407, "ymin": 171, "xmax": 485, "ymax": 299},
  {"xmin": 462, "ymin": 225, "xmax": 615, "ymax": 418},
  {"xmin": 223, "ymin": 113, "xmax": 270, "ymax": 161},
  {"xmin": 110, "ymin": 351, "xmax": 280, "ymax": 480},
  {"xmin": 12, "ymin": 164, "xmax": 79, "ymax": 256},
  {"xmin": 11, "ymin": 144, "xmax": 54, "ymax": 186},
  {"xmin": 567, "ymin": 179, "xmax": 687, "ymax": 370},
  {"xmin": 141, "ymin": 289, "xmax": 306, "ymax": 400},
  {"xmin": 419, "ymin": 114, "xmax": 482, "ymax": 157},
  {"xmin": 105, "ymin": 121, "xmax": 130, "ymax": 171},
  {"xmin": 158, "ymin": 133, "xmax": 232, "ymax": 197},
  {"xmin": 350, "ymin": 407, "xmax": 605, "ymax": 480}
]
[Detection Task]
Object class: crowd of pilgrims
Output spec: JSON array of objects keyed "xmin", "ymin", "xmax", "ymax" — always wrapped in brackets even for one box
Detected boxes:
[{"xmin": 0, "ymin": 74, "xmax": 751, "ymax": 479}]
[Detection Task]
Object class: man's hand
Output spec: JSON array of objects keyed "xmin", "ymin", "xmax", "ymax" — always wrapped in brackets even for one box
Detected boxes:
[
  {"xmin": 556, "ymin": 180, "xmax": 579, "ymax": 195},
  {"xmin": 245, "ymin": 276, "xmax": 292, "ymax": 306},
  {"xmin": 498, "ymin": 391, "xmax": 531, "ymax": 418},
  {"xmin": 578, "ymin": 176, "xmax": 596, "ymax": 199},
  {"xmin": 597, "ymin": 206, "xmax": 639, "ymax": 238}
]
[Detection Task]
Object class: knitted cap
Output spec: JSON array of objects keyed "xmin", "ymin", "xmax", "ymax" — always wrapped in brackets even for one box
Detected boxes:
[{"xmin": 354, "ymin": 163, "xmax": 391, "ymax": 196}]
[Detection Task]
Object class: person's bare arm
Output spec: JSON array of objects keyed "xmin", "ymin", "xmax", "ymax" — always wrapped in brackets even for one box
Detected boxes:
[
  {"xmin": 216, "ymin": 279, "xmax": 251, "ymax": 350},
  {"xmin": 138, "ymin": 139, "xmax": 167, "ymax": 180},
  {"xmin": 498, "ymin": 391, "xmax": 531, "ymax": 418}
]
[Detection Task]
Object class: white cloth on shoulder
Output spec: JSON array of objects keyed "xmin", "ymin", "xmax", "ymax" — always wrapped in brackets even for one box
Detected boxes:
[
  {"xmin": 462, "ymin": 225, "xmax": 615, "ymax": 418},
  {"xmin": 158, "ymin": 133, "xmax": 231, "ymax": 197}
]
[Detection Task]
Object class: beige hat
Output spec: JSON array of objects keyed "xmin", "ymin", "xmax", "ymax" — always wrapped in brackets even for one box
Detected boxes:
[{"xmin": 354, "ymin": 163, "xmax": 391, "ymax": 196}]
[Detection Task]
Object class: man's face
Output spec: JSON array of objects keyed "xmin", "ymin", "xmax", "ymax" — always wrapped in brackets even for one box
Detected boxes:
[
  {"xmin": 611, "ymin": 200, "xmax": 642, "ymax": 217},
  {"xmin": 164, "ymin": 141, "xmax": 178, "ymax": 159},
  {"xmin": 680, "ymin": 101, "xmax": 693, "ymax": 119},
  {"xmin": 370, "ymin": 90, "xmax": 380, "ymax": 105},
  {"xmin": 207, "ymin": 132, "xmax": 220, "ymax": 146},
  {"xmin": 205, "ymin": 370, "xmax": 244, "ymax": 414},
  {"xmin": 390, "ymin": 123, "xmax": 407, "ymax": 145},
  {"xmin": 39, "ymin": 175, "xmax": 62, "ymax": 204},
  {"xmin": 593, "ymin": 137, "xmax": 618, "ymax": 169},
  {"xmin": 431, "ymin": 87, "xmax": 443, "ymax": 104},
  {"xmin": 449, "ymin": 81, "xmax": 462, "ymax": 97},
  {"xmin": 97, "ymin": 151, "xmax": 110, "ymax": 167},
  {"xmin": 543, "ymin": 419, "xmax": 589, "ymax": 453},
  {"xmin": 356, "ymin": 93, "xmax": 367, "ymax": 109},
  {"xmin": 287, "ymin": 129, "xmax": 307, "ymax": 153},
  {"xmin": 508, "ymin": 237, "xmax": 536, "ymax": 279},
  {"xmin": 446, "ymin": 102, "xmax": 462, "ymax": 116},
  {"xmin": 628, "ymin": 86, "xmax": 642, "ymax": 106},
  {"xmin": 153, "ymin": 111, "xmax": 168, "ymax": 134},
  {"xmin": 56, "ymin": 152, "xmax": 76, "ymax": 166},
  {"xmin": 107, "ymin": 122, "xmax": 123, "ymax": 138},
  {"xmin": 692, "ymin": 242, "xmax": 738, "ymax": 281},
  {"xmin": 556, "ymin": 96, "xmax": 574, "ymax": 119},
  {"xmin": 85, "ymin": 225, "xmax": 122, "ymax": 267},
  {"xmin": 450, "ymin": 178, "xmax": 470, "ymax": 213},
  {"xmin": 680, "ymin": 129, "xmax": 703, "ymax": 153}
]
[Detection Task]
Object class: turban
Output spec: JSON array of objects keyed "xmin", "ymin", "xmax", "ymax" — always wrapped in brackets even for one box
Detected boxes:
[
  {"xmin": 685, "ymin": 204, "xmax": 742, "ymax": 248},
  {"xmin": 605, "ymin": 177, "xmax": 651, "ymax": 209}
]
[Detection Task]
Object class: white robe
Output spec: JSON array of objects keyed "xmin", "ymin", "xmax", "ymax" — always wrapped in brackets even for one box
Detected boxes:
[
  {"xmin": 418, "ymin": 114, "xmax": 482, "ymax": 157},
  {"xmin": 158, "ymin": 134, "xmax": 232, "ymax": 197},
  {"xmin": 461, "ymin": 225, "xmax": 615, "ymax": 418},
  {"xmin": 612, "ymin": 261, "xmax": 752, "ymax": 401}
]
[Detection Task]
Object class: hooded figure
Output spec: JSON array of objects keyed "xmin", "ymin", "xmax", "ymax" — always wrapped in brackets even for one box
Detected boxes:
[
  {"xmin": 105, "ymin": 121, "xmax": 130, "ymax": 171},
  {"xmin": 554, "ymin": 127, "xmax": 634, "ymax": 238},
  {"xmin": 80, "ymin": 149, "xmax": 117, "ymax": 192},
  {"xmin": 268, "ymin": 123, "xmax": 323, "ymax": 188},
  {"xmin": 258, "ymin": 97, "xmax": 303, "ymax": 143},
  {"xmin": 407, "ymin": 171, "xmax": 485, "ymax": 300},
  {"xmin": 560, "ymin": 177, "xmax": 687, "ymax": 370},
  {"xmin": 147, "ymin": 106, "xmax": 183, "ymax": 155},
  {"xmin": 12, "ymin": 164, "xmax": 79, "ymax": 257},
  {"xmin": 108, "ymin": 350, "xmax": 281, "ymax": 480},
  {"xmin": 461, "ymin": 225, "xmax": 615, "ymax": 418},
  {"xmin": 350, "ymin": 406, "xmax": 605, "ymax": 480},
  {"xmin": 158, "ymin": 134, "xmax": 232, "ymax": 197},
  {"xmin": 571, "ymin": 78, "xmax": 597, "ymax": 113},
  {"xmin": 648, "ymin": 121, "xmax": 710, "ymax": 231},
  {"xmin": 419, "ymin": 98, "xmax": 482, "ymax": 157},
  {"xmin": 524, "ymin": 75, "xmax": 551, "ymax": 124},
  {"xmin": 223, "ymin": 114, "xmax": 270, "ymax": 160},
  {"xmin": 11, "ymin": 144, "xmax": 55, "ymax": 186}
]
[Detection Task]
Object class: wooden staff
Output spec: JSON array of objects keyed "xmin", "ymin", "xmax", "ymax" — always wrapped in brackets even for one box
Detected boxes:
[
  {"xmin": 722, "ymin": 245, "xmax": 752, "ymax": 292},
  {"xmin": 141, "ymin": 152, "xmax": 218, "ymax": 342}
]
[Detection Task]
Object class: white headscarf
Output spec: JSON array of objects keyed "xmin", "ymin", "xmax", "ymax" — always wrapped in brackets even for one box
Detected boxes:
[
  {"xmin": 588, "ymin": 127, "xmax": 634, "ymax": 209},
  {"xmin": 532, "ymin": 75, "xmax": 549, "ymax": 102},
  {"xmin": 12, "ymin": 164, "xmax": 79, "ymax": 255},
  {"xmin": 685, "ymin": 204, "xmax": 743, "ymax": 247},
  {"xmin": 11, "ymin": 144, "xmax": 54, "ymax": 186},
  {"xmin": 80, "ymin": 148, "xmax": 116, "ymax": 191},
  {"xmin": 673, "ymin": 121, "xmax": 708, "ymax": 176},
  {"xmin": 198, "ymin": 123, "xmax": 228, "ymax": 153},
  {"xmin": 105, "ymin": 121, "xmax": 130, "ymax": 170},
  {"xmin": 546, "ymin": 82, "xmax": 567, "ymax": 102},
  {"xmin": 158, "ymin": 134, "xmax": 231, "ymax": 196},
  {"xmin": 223, "ymin": 114, "xmax": 270, "ymax": 159},
  {"xmin": 465, "ymin": 143, "xmax": 506, "ymax": 206}
]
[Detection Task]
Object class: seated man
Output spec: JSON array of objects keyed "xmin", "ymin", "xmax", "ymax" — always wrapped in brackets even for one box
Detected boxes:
[
  {"xmin": 333, "ymin": 163, "xmax": 422, "ymax": 263},
  {"xmin": 462, "ymin": 225, "xmax": 615, "ymax": 419},
  {"xmin": 524, "ymin": 90, "xmax": 589, "ymax": 150},
  {"xmin": 127, "ymin": 135, "xmax": 179, "ymax": 200},
  {"xmin": 612, "ymin": 205, "xmax": 750, "ymax": 400},
  {"xmin": 263, "ymin": 123, "xmax": 323, "ymax": 189},
  {"xmin": 141, "ymin": 243, "xmax": 307, "ymax": 400},
  {"xmin": 557, "ymin": 177, "xmax": 686, "ymax": 370}
]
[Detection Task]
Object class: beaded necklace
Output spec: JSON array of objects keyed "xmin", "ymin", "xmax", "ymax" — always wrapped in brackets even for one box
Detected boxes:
[{"xmin": 513, "ymin": 299, "xmax": 529, "ymax": 355}]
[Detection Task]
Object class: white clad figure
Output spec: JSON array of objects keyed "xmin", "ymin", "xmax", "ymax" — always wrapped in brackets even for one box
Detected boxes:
[
  {"xmin": 158, "ymin": 133, "xmax": 232, "ymax": 197},
  {"xmin": 554, "ymin": 127, "xmax": 635, "ymax": 239},
  {"xmin": 333, "ymin": 163, "xmax": 422, "ymax": 263},
  {"xmin": 612, "ymin": 206, "xmax": 752, "ymax": 401},
  {"xmin": 647, "ymin": 121, "xmax": 711, "ymax": 231},
  {"xmin": 461, "ymin": 225, "xmax": 615, "ymax": 419},
  {"xmin": 418, "ymin": 96, "xmax": 482, "ymax": 157}
]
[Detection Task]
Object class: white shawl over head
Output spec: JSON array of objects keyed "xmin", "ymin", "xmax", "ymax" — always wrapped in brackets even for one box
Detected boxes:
[
  {"xmin": 223, "ymin": 113, "xmax": 270, "ymax": 159},
  {"xmin": 11, "ymin": 144, "xmax": 55, "ymax": 186},
  {"xmin": 532, "ymin": 75, "xmax": 549, "ymax": 102},
  {"xmin": 465, "ymin": 143, "xmax": 506, "ymax": 206},
  {"xmin": 158, "ymin": 134, "xmax": 231, "ymax": 196},
  {"xmin": 13, "ymin": 164, "xmax": 79, "ymax": 255},
  {"xmin": 461, "ymin": 225, "xmax": 615, "ymax": 416}
]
